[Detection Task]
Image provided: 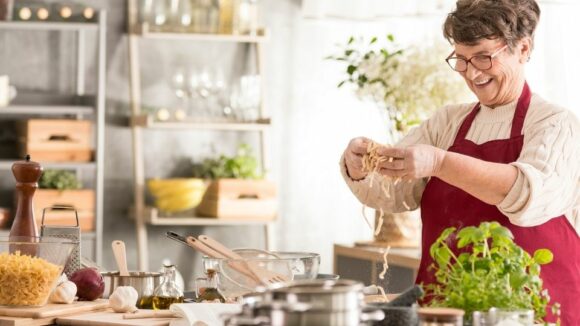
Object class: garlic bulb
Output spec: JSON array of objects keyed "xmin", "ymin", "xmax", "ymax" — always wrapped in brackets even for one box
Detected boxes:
[
  {"xmin": 109, "ymin": 286, "xmax": 139, "ymax": 313},
  {"xmin": 49, "ymin": 280, "xmax": 77, "ymax": 304}
]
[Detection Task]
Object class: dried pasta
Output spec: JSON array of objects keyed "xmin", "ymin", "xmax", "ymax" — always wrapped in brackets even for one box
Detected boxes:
[{"xmin": 0, "ymin": 252, "xmax": 61, "ymax": 306}]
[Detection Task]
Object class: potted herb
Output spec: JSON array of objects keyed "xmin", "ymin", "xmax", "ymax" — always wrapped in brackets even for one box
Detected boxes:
[
  {"xmin": 425, "ymin": 221, "xmax": 557, "ymax": 324},
  {"xmin": 34, "ymin": 170, "xmax": 95, "ymax": 231},
  {"xmin": 194, "ymin": 144, "xmax": 276, "ymax": 220}
]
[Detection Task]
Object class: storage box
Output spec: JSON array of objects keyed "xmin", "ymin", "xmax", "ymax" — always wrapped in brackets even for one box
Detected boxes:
[
  {"xmin": 33, "ymin": 189, "xmax": 95, "ymax": 231},
  {"xmin": 196, "ymin": 179, "xmax": 277, "ymax": 221},
  {"xmin": 17, "ymin": 119, "xmax": 92, "ymax": 162}
]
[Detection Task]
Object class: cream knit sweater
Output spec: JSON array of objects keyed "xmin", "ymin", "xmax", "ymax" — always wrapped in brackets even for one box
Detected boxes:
[{"xmin": 341, "ymin": 93, "xmax": 580, "ymax": 236}]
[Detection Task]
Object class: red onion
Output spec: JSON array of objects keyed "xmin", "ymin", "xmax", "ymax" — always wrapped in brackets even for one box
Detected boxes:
[{"xmin": 69, "ymin": 268, "xmax": 105, "ymax": 301}]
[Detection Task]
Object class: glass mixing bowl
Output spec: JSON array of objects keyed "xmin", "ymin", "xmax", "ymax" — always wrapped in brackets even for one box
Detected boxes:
[
  {"xmin": 202, "ymin": 249, "xmax": 320, "ymax": 298},
  {"xmin": 0, "ymin": 236, "xmax": 76, "ymax": 307}
]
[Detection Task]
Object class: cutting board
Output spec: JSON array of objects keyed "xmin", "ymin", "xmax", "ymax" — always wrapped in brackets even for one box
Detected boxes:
[
  {"xmin": 0, "ymin": 300, "xmax": 109, "ymax": 318},
  {"xmin": 0, "ymin": 316, "xmax": 55, "ymax": 326},
  {"xmin": 56, "ymin": 310, "xmax": 175, "ymax": 326}
]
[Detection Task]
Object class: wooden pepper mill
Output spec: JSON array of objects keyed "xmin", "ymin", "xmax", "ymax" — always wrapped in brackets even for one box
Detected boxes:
[{"xmin": 9, "ymin": 154, "xmax": 43, "ymax": 241}]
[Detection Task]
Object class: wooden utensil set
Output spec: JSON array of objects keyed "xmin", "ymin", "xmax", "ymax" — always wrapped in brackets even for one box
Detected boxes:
[{"xmin": 166, "ymin": 232, "xmax": 290, "ymax": 286}]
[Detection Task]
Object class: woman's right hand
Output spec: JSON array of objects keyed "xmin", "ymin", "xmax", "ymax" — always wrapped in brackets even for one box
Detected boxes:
[{"xmin": 344, "ymin": 137, "xmax": 371, "ymax": 180}]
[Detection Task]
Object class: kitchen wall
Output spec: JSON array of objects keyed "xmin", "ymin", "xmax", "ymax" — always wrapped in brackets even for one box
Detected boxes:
[{"xmin": 1, "ymin": 0, "xmax": 578, "ymax": 291}]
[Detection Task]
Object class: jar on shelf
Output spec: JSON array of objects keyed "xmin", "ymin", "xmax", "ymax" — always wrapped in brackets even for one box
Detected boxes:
[
  {"xmin": 233, "ymin": 0, "xmax": 259, "ymax": 35},
  {"xmin": 418, "ymin": 307, "xmax": 465, "ymax": 326},
  {"xmin": 218, "ymin": 0, "xmax": 234, "ymax": 34},
  {"xmin": 169, "ymin": 0, "xmax": 192, "ymax": 32},
  {"xmin": 152, "ymin": 264, "xmax": 184, "ymax": 310}
]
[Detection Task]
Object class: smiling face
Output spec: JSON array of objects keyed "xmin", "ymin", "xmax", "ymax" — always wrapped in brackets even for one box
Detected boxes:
[{"xmin": 455, "ymin": 38, "xmax": 531, "ymax": 108}]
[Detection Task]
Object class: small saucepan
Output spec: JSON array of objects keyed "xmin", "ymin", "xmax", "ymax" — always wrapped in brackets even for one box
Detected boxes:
[{"xmin": 101, "ymin": 271, "xmax": 162, "ymax": 309}]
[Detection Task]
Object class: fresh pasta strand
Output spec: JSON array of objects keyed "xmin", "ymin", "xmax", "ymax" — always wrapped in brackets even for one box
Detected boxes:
[
  {"xmin": 378, "ymin": 246, "xmax": 391, "ymax": 280},
  {"xmin": 377, "ymin": 286, "xmax": 388, "ymax": 301},
  {"xmin": 361, "ymin": 205, "xmax": 374, "ymax": 231},
  {"xmin": 374, "ymin": 208, "xmax": 384, "ymax": 236}
]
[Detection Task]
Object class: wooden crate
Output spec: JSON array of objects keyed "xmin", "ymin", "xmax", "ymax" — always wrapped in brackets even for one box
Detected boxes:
[
  {"xmin": 196, "ymin": 179, "xmax": 277, "ymax": 220},
  {"xmin": 17, "ymin": 119, "xmax": 92, "ymax": 162},
  {"xmin": 33, "ymin": 189, "xmax": 95, "ymax": 231}
]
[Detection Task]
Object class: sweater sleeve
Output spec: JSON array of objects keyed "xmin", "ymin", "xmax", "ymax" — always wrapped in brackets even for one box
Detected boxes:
[
  {"xmin": 498, "ymin": 109, "xmax": 580, "ymax": 229},
  {"xmin": 339, "ymin": 105, "xmax": 456, "ymax": 212}
]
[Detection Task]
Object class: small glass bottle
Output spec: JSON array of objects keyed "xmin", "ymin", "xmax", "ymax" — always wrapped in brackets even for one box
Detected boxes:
[
  {"xmin": 195, "ymin": 269, "xmax": 226, "ymax": 303},
  {"xmin": 152, "ymin": 264, "xmax": 185, "ymax": 310},
  {"xmin": 418, "ymin": 307, "xmax": 464, "ymax": 326}
]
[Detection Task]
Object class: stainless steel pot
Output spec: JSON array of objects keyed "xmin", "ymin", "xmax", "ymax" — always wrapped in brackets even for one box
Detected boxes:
[
  {"xmin": 101, "ymin": 271, "xmax": 162, "ymax": 308},
  {"xmin": 225, "ymin": 279, "xmax": 384, "ymax": 326}
]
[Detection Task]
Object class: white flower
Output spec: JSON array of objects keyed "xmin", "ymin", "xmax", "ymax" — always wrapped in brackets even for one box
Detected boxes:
[{"xmin": 332, "ymin": 37, "xmax": 472, "ymax": 132}]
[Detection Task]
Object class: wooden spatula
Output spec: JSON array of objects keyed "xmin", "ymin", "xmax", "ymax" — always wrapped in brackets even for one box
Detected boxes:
[{"xmin": 112, "ymin": 240, "xmax": 130, "ymax": 277}]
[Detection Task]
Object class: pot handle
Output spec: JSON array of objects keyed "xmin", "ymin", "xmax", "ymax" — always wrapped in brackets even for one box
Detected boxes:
[
  {"xmin": 360, "ymin": 308, "xmax": 385, "ymax": 323},
  {"xmin": 224, "ymin": 316, "xmax": 270, "ymax": 326}
]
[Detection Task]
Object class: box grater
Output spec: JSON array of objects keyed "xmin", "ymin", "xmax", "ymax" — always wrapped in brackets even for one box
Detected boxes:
[{"xmin": 40, "ymin": 206, "xmax": 81, "ymax": 277}]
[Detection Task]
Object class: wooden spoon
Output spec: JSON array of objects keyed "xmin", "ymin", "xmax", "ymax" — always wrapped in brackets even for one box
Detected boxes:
[{"xmin": 112, "ymin": 240, "xmax": 130, "ymax": 277}]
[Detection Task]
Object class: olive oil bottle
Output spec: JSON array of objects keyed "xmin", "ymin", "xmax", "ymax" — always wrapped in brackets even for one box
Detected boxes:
[
  {"xmin": 152, "ymin": 264, "xmax": 184, "ymax": 310},
  {"xmin": 195, "ymin": 269, "xmax": 226, "ymax": 303}
]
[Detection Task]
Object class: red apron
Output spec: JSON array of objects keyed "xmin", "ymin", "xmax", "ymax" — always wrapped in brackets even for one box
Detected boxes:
[{"xmin": 417, "ymin": 83, "xmax": 580, "ymax": 324}]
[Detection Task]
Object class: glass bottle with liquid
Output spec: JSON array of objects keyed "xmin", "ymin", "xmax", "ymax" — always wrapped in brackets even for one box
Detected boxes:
[
  {"xmin": 195, "ymin": 269, "xmax": 226, "ymax": 303},
  {"xmin": 152, "ymin": 264, "xmax": 184, "ymax": 310}
]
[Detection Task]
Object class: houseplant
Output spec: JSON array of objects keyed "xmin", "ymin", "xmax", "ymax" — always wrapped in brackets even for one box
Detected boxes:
[
  {"xmin": 194, "ymin": 144, "xmax": 276, "ymax": 220},
  {"xmin": 425, "ymin": 221, "xmax": 558, "ymax": 324},
  {"xmin": 35, "ymin": 170, "xmax": 95, "ymax": 231}
]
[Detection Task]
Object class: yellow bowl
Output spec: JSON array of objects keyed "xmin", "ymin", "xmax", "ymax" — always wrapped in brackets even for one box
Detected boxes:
[{"xmin": 147, "ymin": 178, "xmax": 207, "ymax": 214}]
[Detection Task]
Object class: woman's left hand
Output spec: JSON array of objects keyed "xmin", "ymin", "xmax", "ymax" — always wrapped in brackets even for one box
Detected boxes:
[{"xmin": 376, "ymin": 144, "xmax": 446, "ymax": 180}]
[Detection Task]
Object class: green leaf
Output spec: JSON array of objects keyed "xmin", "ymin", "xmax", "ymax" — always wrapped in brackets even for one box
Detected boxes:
[
  {"xmin": 533, "ymin": 249, "xmax": 554, "ymax": 265},
  {"xmin": 387, "ymin": 34, "xmax": 394, "ymax": 42},
  {"xmin": 347, "ymin": 36, "xmax": 354, "ymax": 45},
  {"xmin": 345, "ymin": 49, "xmax": 354, "ymax": 56},
  {"xmin": 369, "ymin": 36, "xmax": 377, "ymax": 44},
  {"xmin": 434, "ymin": 247, "xmax": 451, "ymax": 267},
  {"xmin": 347, "ymin": 65, "xmax": 357, "ymax": 75},
  {"xmin": 337, "ymin": 80, "xmax": 346, "ymax": 88}
]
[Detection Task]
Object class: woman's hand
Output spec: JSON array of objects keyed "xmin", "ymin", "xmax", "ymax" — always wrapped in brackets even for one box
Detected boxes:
[
  {"xmin": 377, "ymin": 144, "xmax": 446, "ymax": 180},
  {"xmin": 343, "ymin": 137, "xmax": 371, "ymax": 180}
]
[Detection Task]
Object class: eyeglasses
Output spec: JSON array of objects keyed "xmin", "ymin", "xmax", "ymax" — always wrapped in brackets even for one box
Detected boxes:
[{"xmin": 446, "ymin": 45, "xmax": 508, "ymax": 72}]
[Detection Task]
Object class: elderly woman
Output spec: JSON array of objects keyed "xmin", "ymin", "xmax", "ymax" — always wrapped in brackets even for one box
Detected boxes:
[{"xmin": 341, "ymin": 0, "xmax": 579, "ymax": 323}]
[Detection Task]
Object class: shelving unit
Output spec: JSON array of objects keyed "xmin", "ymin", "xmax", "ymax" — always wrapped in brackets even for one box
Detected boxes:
[
  {"xmin": 127, "ymin": 1, "xmax": 274, "ymax": 270},
  {"xmin": 0, "ymin": 13, "xmax": 107, "ymax": 264}
]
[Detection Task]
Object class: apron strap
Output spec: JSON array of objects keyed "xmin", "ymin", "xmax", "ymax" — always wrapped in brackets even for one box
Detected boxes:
[
  {"xmin": 453, "ymin": 82, "xmax": 532, "ymax": 146},
  {"xmin": 511, "ymin": 82, "xmax": 531, "ymax": 138}
]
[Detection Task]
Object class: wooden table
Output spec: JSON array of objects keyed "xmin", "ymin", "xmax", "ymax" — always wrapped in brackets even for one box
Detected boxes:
[{"xmin": 333, "ymin": 244, "xmax": 421, "ymax": 293}]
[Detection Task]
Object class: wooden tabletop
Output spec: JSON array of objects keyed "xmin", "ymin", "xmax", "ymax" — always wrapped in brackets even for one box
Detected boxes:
[{"xmin": 333, "ymin": 244, "xmax": 421, "ymax": 270}]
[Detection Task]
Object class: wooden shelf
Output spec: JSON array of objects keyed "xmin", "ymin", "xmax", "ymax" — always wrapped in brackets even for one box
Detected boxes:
[
  {"xmin": 134, "ymin": 24, "xmax": 269, "ymax": 43},
  {"xmin": 131, "ymin": 115, "xmax": 271, "ymax": 131},
  {"xmin": 136, "ymin": 206, "xmax": 275, "ymax": 226},
  {"xmin": 0, "ymin": 92, "xmax": 95, "ymax": 116},
  {"xmin": 0, "ymin": 160, "xmax": 96, "ymax": 170},
  {"xmin": 0, "ymin": 21, "xmax": 98, "ymax": 31}
]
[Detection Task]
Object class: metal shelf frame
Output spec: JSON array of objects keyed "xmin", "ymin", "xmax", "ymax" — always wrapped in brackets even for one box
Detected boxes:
[
  {"xmin": 127, "ymin": 0, "xmax": 273, "ymax": 270},
  {"xmin": 0, "ymin": 13, "xmax": 107, "ymax": 265}
]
